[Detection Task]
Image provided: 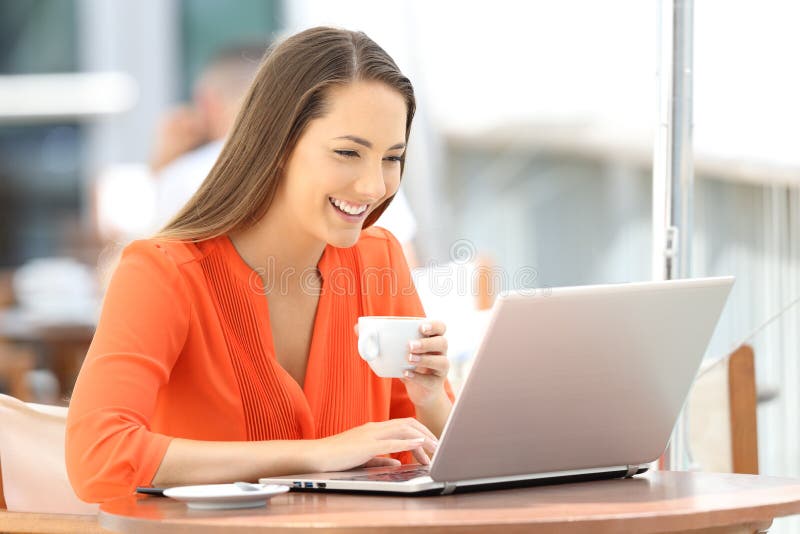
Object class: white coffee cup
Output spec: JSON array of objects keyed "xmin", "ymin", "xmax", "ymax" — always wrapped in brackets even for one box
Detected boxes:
[{"xmin": 357, "ymin": 316, "xmax": 425, "ymax": 378}]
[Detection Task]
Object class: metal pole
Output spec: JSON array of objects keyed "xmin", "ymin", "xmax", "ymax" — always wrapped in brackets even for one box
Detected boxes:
[{"xmin": 652, "ymin": 0, "xmax": 694, "ymax": 470}]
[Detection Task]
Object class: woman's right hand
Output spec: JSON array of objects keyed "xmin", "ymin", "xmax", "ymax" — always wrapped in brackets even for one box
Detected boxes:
[{"xmin": 312, "ymin": 418, "xmax": 438, "ymax": 472}]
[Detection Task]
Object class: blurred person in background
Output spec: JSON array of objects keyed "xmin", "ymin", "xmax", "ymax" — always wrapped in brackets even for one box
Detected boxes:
[
  {"xmin": 149, "ymin": 42, "xmax": 420, "ymax": 266},
  {"xmin": 149, "ymin": 44, "xmax": 263, "ymax": 226},
  {"xmin": 65, "ymin": 26, "xmax": 453, "ymax": 503}
]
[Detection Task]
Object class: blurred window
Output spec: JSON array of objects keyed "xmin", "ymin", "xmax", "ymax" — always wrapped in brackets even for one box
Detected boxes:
[
  {"xmin": 0, "ymin": 1, "xmax": 83, "ymax": 267},
  {"xmin": 179, "ymin": 0, "xmax": 282, "ymax": 98}
]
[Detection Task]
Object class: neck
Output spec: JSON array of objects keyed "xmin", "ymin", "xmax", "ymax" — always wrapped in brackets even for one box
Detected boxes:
[{"xmin": 229, "ymin": 205, "xmax": 326, "ymax": 293}]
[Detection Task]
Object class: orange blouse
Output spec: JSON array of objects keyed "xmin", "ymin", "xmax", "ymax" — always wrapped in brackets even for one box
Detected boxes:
[{"xmin": 65, "ymin": 226, "xmax": 453, "ymax": 503}]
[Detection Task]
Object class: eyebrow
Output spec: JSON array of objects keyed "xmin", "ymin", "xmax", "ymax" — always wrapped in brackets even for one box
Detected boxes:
[{"xmin": 334, "ymin": 135, "xmax": 405, "ymax": 151}]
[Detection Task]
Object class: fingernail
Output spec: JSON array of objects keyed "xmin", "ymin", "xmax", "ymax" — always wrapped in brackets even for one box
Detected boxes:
[
  {"xmin": 408, "ymin": 354, "xmax": 421, "ymax": 362},
  {"xmin": 421, "ymin": 323, "xmax": 432, "ymax": 333},
  {"xmin": 411, "ymin": 437, "xmax": 425, "ymax": 442},
  {"xmin": 409, "ymin": 340, "xmax": 422, "ymax": 351},
  {"xmin": 404, "ymin": 370, "xmax": 415, "ymax": 378}
]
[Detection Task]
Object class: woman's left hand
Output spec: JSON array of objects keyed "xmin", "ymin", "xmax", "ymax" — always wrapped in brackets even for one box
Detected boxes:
[{"xmin": 402, "ymin": 320, "xmax": 450, "ymax": 408}]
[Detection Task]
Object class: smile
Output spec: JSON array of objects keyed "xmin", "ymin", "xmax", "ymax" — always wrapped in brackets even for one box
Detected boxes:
[{"xmin": 329, "ymin": 196, "xmax": 369, "ymax": 217}]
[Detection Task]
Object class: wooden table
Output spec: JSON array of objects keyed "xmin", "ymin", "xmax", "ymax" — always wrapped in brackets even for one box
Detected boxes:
[
  {"xmin": 3, "ymin": 471, "xmax": 800, "ymax": 533},
  {"xmin": 0, "ymin": 510, "xmax": 105, "ymax": 533},
  {"xmin": 92, "ymin": 471, "xmax": 800, "ymax": 533}
]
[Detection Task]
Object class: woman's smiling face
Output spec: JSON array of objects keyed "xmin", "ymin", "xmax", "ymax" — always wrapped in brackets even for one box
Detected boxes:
[{"xmin": 276, "ymin": 80, "xmax": 408, "ymax": 249}]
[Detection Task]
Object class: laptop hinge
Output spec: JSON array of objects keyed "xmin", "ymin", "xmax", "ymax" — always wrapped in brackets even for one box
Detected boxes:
[
  {"xmin": 624, "ymin": 465, "xmax": 640, "ymax": 478},
  {"xmin": 440, "ymin": 482, "xmax": 457, "ymax": 495}
]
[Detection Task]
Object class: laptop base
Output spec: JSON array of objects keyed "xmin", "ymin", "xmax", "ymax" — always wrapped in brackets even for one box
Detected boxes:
[{"xmin": 275, "ymin": 466, "xmax": 649, "ymax": 497}]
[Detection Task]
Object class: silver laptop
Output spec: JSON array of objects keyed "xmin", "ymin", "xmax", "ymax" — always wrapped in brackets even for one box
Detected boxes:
[{"xmin": 261, "ymin": 276, "xmax": 735, "ymax": 495}]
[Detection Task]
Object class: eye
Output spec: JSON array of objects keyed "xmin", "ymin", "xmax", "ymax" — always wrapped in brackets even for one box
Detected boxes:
[
  {"xmin": 384, "ymin": 155, "xmax": 404, "ymax": 163},
  {"xmin": 335, "ymin": 149, "xmax": 359, "ymax": 158}
]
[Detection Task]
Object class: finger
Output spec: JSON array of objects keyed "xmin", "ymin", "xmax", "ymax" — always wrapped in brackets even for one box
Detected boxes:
[
  {"xmin": 411, "ymin": 445, "xmax": 431, "ymax": 466},
  {"xmin": 407, "ymin": 354, "xmax": 450, "ymax": 375},
  {"xmin": 404, "ymin": 366, "xmax": 440, "ymax": 378},
  {"xmin": 402, "ymin": 372, "xmax": 443, "ymax": 391},
  {"xmin": 406, "ymin": 366, "xmax": 443, "ymax": 377},
  {"xmin": 396, "ymin": 416, "xmax": 438, "ymax": 444},
  {"xmin": 415, "ymin": 436, "xmax": 437, "ymax": 456},
  {"xmin": 419, "ymin": 320, "xmax": 446, "ymax": 337},
  {"xmin": 361, "ymin": 457, "xmax": 402, "ymax": 468},
  {"xmin": 378, "ymin": 419, "xmax": 438, "ymax": 453},
  {"xmin": 380, "ymin": 438, "xmax": 431, "ymax": 457},
  {"xmin": 409, "ymin": 336, "xmax": 448, "ymax": 355},
  {"xmin": 385, "ymin": 426, "xmax": 437, "ymax": 455}
]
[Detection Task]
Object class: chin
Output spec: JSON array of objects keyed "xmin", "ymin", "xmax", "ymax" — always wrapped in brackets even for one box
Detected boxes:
[{"xmin": 326, "ymin": 228, "xmax": 363, "ymax": 249}]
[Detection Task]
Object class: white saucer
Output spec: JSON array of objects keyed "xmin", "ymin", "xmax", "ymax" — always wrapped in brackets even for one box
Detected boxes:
[{"xmin": 163, "ymin": 483, "xmax": 290, "ymax": 510}]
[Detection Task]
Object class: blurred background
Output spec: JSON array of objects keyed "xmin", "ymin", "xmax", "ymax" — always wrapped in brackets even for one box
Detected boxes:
[{"xmin": 0, "ymin": 0, "xmax": 798, "ymax": 528}]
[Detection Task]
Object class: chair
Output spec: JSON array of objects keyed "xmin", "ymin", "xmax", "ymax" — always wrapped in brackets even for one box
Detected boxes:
[
  {"xmin": 0, "ymin": 344, "xmax": 35, "ymax": 401},
  {"xmin": 0, "ymin": 394, "xmax": 98, "ymax": 514},
  {"xmin": 687, "ymin": 344, "xmax": 759, "ymax": 474}
]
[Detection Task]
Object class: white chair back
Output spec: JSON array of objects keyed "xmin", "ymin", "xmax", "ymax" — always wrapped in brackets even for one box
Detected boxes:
[{"xmin": 0, "ymin": 394, "xmax": 98, "ymax": 514}]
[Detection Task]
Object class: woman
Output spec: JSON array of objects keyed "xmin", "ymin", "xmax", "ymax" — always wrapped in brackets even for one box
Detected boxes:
[{"xmin": 65, "ymin": 27, "xmax": 454, "ymax": 503}]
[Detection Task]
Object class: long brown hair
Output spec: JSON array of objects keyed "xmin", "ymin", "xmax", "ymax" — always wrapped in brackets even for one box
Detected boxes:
[{"xmin": 155, "ymin": 27, "xmax": 416, "ymax": 242}]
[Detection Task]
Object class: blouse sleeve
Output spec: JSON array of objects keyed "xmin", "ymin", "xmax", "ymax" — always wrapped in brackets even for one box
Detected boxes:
[{"xmin": 65, "ymin": 240, "xmax": 191, "ymax": 503}]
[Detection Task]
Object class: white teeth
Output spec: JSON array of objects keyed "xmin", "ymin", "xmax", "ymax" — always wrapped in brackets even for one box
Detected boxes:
[{"xmin": 330, "ymin": 197, "xmax": 367, "ymax": 215}]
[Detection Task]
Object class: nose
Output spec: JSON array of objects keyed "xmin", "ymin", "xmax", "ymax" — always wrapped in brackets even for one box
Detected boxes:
[{"xmin": 354, "ymin": 164, "xmax": 387, "ymax": 203}]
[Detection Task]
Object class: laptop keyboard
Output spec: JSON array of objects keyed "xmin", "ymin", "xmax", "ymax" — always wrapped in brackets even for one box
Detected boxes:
[{"xmin": 339, "ymin": 465, "xmax": 431, "ymax": 482}]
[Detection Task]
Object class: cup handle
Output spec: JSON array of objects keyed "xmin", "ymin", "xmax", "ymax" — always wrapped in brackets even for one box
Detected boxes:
[{"xmin": 358, "ymin": 328, "xmax": 379, "ymax": 362}]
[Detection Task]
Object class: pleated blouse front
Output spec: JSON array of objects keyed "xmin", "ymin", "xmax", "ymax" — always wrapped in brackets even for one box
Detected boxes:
[{"xmin": 65, "ymin": 226, "xmax": 442, "ymax": 503}]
